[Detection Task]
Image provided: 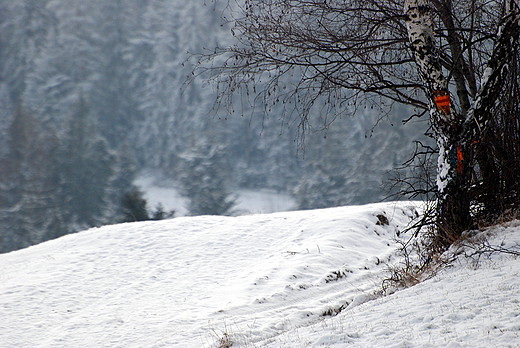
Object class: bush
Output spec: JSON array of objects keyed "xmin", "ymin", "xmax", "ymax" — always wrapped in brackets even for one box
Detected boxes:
[{"xmin": 120, "ymin": 188, "xmax": 149, "ymax": 222}]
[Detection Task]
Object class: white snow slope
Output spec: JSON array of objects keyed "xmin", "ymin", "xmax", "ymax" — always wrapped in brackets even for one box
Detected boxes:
[{"xmin": 1, "ymin": 201, "xmax": 520, "ymax": 347}]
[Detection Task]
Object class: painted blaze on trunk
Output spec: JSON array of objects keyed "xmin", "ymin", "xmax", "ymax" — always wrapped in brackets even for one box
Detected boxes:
[{"xmin": 433, "ymin": 90, "xmax": 450, "ymax": 115}]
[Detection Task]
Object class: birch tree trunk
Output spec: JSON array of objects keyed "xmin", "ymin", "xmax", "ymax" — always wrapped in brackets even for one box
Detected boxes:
[{"xmin": 404, "ymin": 0, "xmax": 520, "ymax": 244}]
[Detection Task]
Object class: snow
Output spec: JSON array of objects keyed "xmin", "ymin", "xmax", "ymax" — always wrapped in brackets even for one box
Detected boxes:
[
  {"xmin": 233, "ymin": 190, "xmax": 295, "ymax": 215},
  {"xmin": 135, "ymin": 175, "xmax": 296, "ymax": 216},
  {"xmin": 135, "ymin": 175, "xmax": 189, "ymax": 216},
  {"xmin": 480, "ymin": 67, "xmax": 494, "ymax": 91},
  {"xmin": 267, "ymin": 223, "xmax": 520, "ymax": 347},
  {"xmin": 436, "ymin": 142, "xmax": 450, "ymax": 194},
  {"xmin": 1, "ymin": 201, "xmax": 520, "ymax": 347}
]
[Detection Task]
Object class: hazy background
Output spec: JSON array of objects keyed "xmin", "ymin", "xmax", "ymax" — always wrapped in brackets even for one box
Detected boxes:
[{"xmin": 0, "ymin": 0, "xmax": 428, "ymax": 253}]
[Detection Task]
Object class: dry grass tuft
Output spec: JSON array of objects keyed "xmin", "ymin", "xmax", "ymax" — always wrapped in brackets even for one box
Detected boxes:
[{"xmin": 217, "ymin": 333, "xmax": 232, "ymax": 348}]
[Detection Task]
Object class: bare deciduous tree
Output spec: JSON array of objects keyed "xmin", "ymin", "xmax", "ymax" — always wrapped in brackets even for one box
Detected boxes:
[{"xmin": 193, "ymin": 0, "xmax": 520, "ymax": 247}]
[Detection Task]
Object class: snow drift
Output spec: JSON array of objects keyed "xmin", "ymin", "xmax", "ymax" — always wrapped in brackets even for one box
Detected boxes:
[{"xmin": 1, "ymin": 201, "xmax": 519, "ymax": 347}]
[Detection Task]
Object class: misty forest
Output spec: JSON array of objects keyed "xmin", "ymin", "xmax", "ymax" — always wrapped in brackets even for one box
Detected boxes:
[{"xmin": 0, "ymin": 0, "xmax": 428, "ymax": 253}]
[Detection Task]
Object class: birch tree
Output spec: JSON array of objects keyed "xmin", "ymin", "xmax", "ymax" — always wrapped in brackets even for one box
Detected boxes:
[
  {"xmin": 404, "ymin": 0, "xmax": 520, "ymax": 245},
  {"xmin": 195, "ymin": 0, "xmax": 520, "ymax": 246}
]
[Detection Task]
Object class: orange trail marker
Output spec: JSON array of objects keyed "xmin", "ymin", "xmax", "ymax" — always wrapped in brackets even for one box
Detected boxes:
[
  {"xmin": 456, "ymin": 144, "xmax": 463, "ymax": 174},
  {"xmin": 433, "ymin": 90, "xmax": 451, "ymax": 114}
]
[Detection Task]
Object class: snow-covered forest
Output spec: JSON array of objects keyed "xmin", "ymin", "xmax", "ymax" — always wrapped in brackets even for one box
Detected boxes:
[{"xmin": 0, "ymin": 0, "xmax": 428, "ymax": 253}]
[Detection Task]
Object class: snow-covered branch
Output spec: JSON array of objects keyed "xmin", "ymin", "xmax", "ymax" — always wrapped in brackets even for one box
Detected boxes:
[{"xmin": 461, "ymin": 1, "xmax": 520, "ymax": 141}]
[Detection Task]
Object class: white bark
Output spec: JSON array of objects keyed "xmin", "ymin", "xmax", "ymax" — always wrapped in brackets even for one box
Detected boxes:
[
  {"xmin": 404, "ymin": 0, "xmax": 455, "ymax": 195},
  {"xmin": 403, "ymin": 0, "xmax": 443, "ymax": 91}
]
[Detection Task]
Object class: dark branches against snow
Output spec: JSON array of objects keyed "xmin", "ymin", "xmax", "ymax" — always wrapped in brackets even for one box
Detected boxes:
[
  {"xmin": 193, "ymin": 0, "xmax": 426, "ymax": 137},
  {"xmin": 194, "ymin": 0, "xmax": 520, "ymax": 248}
]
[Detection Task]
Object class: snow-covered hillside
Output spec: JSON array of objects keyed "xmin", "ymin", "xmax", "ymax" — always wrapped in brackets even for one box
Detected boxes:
[{"xmin": 1, "ymin": 202, "xmax": 519, "ymax": 347}]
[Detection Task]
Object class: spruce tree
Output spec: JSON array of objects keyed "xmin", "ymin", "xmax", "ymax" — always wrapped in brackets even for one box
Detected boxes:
[{"xmin": 178, "ymin": 141, "xmax": 236, "ymax": 216}]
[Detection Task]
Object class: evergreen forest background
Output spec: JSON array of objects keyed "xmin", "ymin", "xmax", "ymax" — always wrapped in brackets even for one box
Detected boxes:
[{"xmin": 0, "ymin": 0, "xmax": 429, "ymax": 253}]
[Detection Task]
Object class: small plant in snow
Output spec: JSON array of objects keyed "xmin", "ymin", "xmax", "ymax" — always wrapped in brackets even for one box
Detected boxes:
[{"xmin": 217, "ymin": 332, "xmax": 232, "ymax": 348}]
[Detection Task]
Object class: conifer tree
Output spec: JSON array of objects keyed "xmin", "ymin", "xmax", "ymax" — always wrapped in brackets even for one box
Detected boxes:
[
  {"xmin": 178, "ymin": 140, "xmax": 236, "ymax": 216},
  {"xmin": 120, "ymin": 188, "xmax": 150, "ymax": 222},
  {"xmin": 0, "ymin": 103, "xmax": 58, "ymax": 252},
  {"xmin": 58, "ymin": 94, "xmax": 114, "ymax": 228}
]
